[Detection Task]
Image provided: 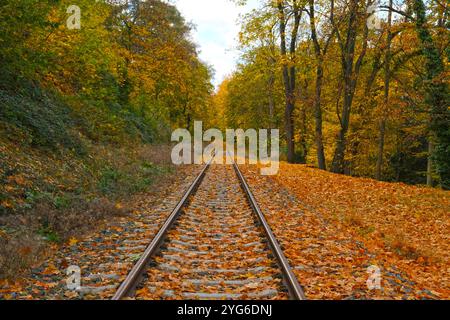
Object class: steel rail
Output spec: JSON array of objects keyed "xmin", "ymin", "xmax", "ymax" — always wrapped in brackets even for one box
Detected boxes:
[
  {"xmin": 111, "ymin": 157, "xmax": 213, "ymax": 300},
  {"xmin": 230, "ymin": 156, "xmax": 307, "ymax": 300},
  {"xmin": 113, "ymin": 153, "xmax": 305, "ymax": 300}
]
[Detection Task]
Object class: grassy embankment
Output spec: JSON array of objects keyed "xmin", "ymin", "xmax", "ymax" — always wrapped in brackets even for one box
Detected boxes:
[{"xmin": 0, "ymin": 80, "xmax": 175, "ymax": 278}]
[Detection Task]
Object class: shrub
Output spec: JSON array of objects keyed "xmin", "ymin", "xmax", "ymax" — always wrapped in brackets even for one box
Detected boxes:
[{"xmin": 0, "ymin": 85, "xmax": 84, "ymax": 153}]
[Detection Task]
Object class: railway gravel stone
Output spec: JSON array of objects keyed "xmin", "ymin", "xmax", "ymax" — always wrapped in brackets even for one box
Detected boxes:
[{"xmin": 135, "ymin": 165, "xmax": 288, "ymax": 300}]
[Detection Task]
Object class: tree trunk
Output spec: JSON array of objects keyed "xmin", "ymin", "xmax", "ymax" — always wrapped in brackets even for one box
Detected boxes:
[
  {"xmin": 331, "ymin": 60, "xmax": 355, "ymax": 174},
  {"xmin": 277, "ymin": 0, "xmax": 301, "ymax": 163},
  {"xmin": 413, "ymin": 0, "xmax": 450, "ymax": 189},
  {"xmin": 299, "ymin": 102, "xmax": 308, "ymax": 163},
  {"xmin": 267, "ymin": 67, "xmax": 275, "ymax": 129},
  {"xmin": 376, "ymin": 0, "xmax": 393, "ymax": 180},
  {"xmin": 308, "ymin": 0, "xmax": 329, "ymax": 170},
  {"xmin": 285, "ymin": 99, "xmax": 295, "ymax": 162},
  {"xmin": 331, "ymin": 0, "xmax": 368, "ymax": 174},
  {"xmin": 314, "ymin": 61, "xmax": 327, "ymax": 170},
  {"xmin": 376, "ymin": 120, "xmax": 386, "ymax": 179},
  {"xmin": 427, "ymin": 139, "xmax": 434, "ymax": 186}
]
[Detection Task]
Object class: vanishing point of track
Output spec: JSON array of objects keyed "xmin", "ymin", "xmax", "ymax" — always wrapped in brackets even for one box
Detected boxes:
[{"xmin": 112, "ymin": 156, "xmax": 306, "ymax": 300}]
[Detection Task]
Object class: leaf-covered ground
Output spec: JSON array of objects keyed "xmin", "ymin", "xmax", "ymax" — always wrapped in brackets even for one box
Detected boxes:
[
  {"xmin": 1, "ymin": 162, "xmax": 448, "ymax": 300},
  {"xmin": 0, "ymin": 140, "xmax": 178, "ymax": 279},
  {"xmin": 0, "ymin": 165, "xmax": 202, "ymax": 300},
  {"xmin": 242, "ymin": 163, "xmax": 449, "ymax": 299}
]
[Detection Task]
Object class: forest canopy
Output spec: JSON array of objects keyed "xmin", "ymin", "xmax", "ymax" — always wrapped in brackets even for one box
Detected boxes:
[
  {"xmin": 215, "ymin": 0, "xmax": 449, "ymax": 188},
  {"xmin": 0, "ymin": 0, "xmax": 448, "ymax": 189},
  {"xmin": 0, "ymin": 0, "xmax": 213, "ymax": 147}
]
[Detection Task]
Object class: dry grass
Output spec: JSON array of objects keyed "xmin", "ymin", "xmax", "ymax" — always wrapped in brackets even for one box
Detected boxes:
[
  {"xmin": 0, "ymin": 142, "xmax": 176, "ymax": 279},
  {"xmin": 0, "ymin": 197, "xmax": 126, "ymax": 279},
  {"xmin": 0, "ymin": 233, "xmax": 45, "ymax": 279},
  {"xmin": 388, "ymin": 233, "xmax": 420, "ymax": 259},
  {"xmin": 343, "ymin": 210, "xmax": 364, "ymax": 227}
]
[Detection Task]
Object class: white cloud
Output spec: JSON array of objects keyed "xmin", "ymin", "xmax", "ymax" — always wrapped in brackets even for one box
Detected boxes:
[{"xmin": 172, "ymin": 0, "xmax": 259, "ymax": 87}]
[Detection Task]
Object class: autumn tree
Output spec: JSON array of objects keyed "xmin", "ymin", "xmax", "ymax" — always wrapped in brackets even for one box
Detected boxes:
[
  {"xmin": 307, "ymin": 0, "xmax": 336, "ymax": 170},
  {"xmin": 412, "ymin": 0, "xmax": 449, "ymax": 189},
  {"xmin": 220, "ymin": 0, "xmax": 447, "ymax": 187},
  {"xmin": 1, "ymin": 0, "xmax": 213, "ymax": 144},
  {"xmin": 330, "ymin": 0, "xmax": 370, "ymax": 174},
  {"xmin": 275, "ymin": 0, "xmax": 306, "ymax": 163}
]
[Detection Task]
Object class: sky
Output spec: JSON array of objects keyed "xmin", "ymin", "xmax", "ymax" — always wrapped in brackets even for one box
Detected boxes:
[{"xmin": 172, "ymin": 0, "xmax": 259, "ymax": 88}]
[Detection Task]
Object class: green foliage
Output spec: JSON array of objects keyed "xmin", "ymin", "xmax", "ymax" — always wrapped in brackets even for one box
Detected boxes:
[
  {"xmin": 0, "ymin": 0, "xmax": 213, "ymax": 152},
  {"xmin": 0, "ymin": 84, "xmax": 84, "ymax": 153},
  {"xmin": 23, "ymin": 190, "xmax": 73, "ymax": 211},
  {"xmin": 98, "ymin": 167, "xmax": 121, "ymax": 195},
  {"xmin": 0, "ymin": 0, "xmax": 56, "ymax": 78},
  {"xmin": 97, "ymin": 161, "xmax": 171, "ymax": 196},
  {"xmin": 38, "ymin": 223, "xmax": 61, "ymax": 243},
  {"xmin": 219, "ymin": 0, "xmax": 449, "ymax": 187},
  {"xmin": 413, "ymin": 0, "xmax": 450, "ymax": 189},
  {"xmin": 388, "ymin": 137, "xmax": 429, "ymax": 185},
  {"xmin": 52, "ymin": 194, "xmax": 72, "ymax": 209}
]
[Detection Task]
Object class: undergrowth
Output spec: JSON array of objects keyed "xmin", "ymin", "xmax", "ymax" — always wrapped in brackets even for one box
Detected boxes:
[{"xmin": 0, "ymin": 79, "xmax": 175, "ymax": 279}]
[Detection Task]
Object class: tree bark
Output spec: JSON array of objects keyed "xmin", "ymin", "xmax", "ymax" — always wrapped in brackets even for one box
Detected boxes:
[
  {"xmin": 277, "ymin": 0, "xmax": 301, "ymax": 163},
  {"xmin": 413, "ymin": 0, "xmax": 450, "ymax": 189},
  {"xmin": 267, "ymin": 57, "xmax": 276, "ymax": 129},
  {"xmin": 427, "ymin": 139, "xmax": 434, "ymax": 186},
  {"xmin": 300, "ymin": 106, "xmax": 308, "ymax": 163},
  {"xmin": 308, "ymin": 0, "xmax": 330, "ymax": 170},
  {"xmin": 376, "ymin": 0, "xmax": 393, "ymax": 180},
  {"xmin": 313, "ymin": 59, "xmax": 327, "ymax": 170},
  {"xmin": 331, "ymin": 0, "xmax": 369, "ymax": 174}
]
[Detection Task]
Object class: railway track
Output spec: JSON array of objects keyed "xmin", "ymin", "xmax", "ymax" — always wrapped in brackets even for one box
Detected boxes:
[{"xmin": 112, "ymin": 156, "xmax": 305, "ymax": 300}]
